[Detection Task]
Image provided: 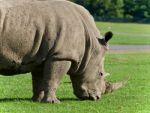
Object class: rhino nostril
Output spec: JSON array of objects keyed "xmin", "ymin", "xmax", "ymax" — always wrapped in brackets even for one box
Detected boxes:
[
  {"xmin": 89, "ymin": 95, "xmax": 100, "ymax": 101},
  {"xmin": 96, "ymin": 96, "xmax": 100, "ymax": 99}
]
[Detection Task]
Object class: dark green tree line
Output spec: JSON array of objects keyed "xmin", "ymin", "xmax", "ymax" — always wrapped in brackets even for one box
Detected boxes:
[{"xmin": 70, "ymin": 0, "xmax": 150, "ymax": 22}]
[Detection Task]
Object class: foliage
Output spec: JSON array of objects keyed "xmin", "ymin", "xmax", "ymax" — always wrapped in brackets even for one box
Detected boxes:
[{"xmin": 70, "ymin": 0, "xmax": 150, "ymax": 22}]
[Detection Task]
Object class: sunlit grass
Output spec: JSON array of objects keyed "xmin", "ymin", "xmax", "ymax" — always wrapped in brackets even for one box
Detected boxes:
[
  {"xmin": 0, "ymin": 53, "xmax": 150, "ymax": 113},
  {"xmin": 96, "ymin": 22, "xmax": 150, "ymax": 45}
]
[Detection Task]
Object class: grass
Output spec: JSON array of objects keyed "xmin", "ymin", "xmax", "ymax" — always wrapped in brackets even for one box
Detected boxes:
[
  {"xmin": 96, "ymin": 22, "xmax": 150, "ymax": 45},
  {"xmin": 0, "ymin": 53, "xmax": 150, "ymax": 113}
]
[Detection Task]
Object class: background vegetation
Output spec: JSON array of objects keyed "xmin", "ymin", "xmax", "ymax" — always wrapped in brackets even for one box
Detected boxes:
[{"xmin": 71, "ymin": 0, "xmax": 150, "ymax": 22}]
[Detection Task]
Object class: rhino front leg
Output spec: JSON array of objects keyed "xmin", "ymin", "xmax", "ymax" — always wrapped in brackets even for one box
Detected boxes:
[
  {"xmin": 42, "ymin": 59, "xmax": 71, "ymax": 103},
  {"xmin": 31, "ymin": 69, "xmax": 44, "ymax": 102}
]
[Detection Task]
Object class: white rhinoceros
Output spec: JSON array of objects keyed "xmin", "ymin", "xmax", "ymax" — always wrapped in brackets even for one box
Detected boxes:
[{"xmin": 0, "ymin": 0, "xmax": 126, "ymax": 103}]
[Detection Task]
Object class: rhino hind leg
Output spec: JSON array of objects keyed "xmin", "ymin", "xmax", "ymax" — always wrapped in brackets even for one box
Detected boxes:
[
  {"xmin": 31, "ymin": 68, "xmax": 44, "ymax": 102},
  {"xmin": 42, "ymin": 59, "xmax": 71, "ymax": 103}
]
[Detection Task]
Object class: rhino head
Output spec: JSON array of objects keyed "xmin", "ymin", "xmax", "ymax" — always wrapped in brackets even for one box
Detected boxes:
[{"xmin": 70, "ymin": 31, "xmax": 127, "ymax": 100}]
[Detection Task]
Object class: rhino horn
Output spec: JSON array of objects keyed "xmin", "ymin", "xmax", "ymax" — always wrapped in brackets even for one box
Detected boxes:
[{"xmin": 105, "ymin": 80, "xmax": 128, "ymax": 94}]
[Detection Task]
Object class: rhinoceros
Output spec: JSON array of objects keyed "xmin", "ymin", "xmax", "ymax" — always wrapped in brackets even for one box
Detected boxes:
[{"xmin": 0, "ymin": 0, "xmax": 126, "ymax": 103}]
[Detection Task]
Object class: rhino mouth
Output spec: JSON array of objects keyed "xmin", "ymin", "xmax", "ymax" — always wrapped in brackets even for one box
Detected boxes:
[{"xmin": 75, "ymin": 91, "xmax": 101, "ymax": 100}]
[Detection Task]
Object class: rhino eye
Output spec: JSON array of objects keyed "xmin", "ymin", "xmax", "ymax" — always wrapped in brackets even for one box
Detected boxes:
[{"xmin": 99, "ymin": 72, "xmax": 103, "ymax": 76}]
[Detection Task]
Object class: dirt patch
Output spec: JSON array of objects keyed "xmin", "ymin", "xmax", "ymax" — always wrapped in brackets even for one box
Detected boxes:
[{"xmin": 109, "ymin": 45, "xmax": 150, "ymax": 54}]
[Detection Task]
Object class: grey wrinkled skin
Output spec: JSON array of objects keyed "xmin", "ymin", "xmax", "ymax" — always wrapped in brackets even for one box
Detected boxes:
[{"xmin": 0, "ymin": 0, "xmax": 125, "ymax": 103}]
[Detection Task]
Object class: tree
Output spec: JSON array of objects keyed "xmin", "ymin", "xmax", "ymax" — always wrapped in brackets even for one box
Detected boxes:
[{"xmin": 70, "ymin": 0, "xmax": 150, "ymax": 22}]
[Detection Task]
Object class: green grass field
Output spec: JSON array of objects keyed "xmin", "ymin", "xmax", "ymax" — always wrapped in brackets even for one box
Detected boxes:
[
  {"xmin": 0, "ymin": 53, "xmax": 150, "ymax": 113},
  {"xmin": 96, "ymin": 22, "xmax": 150, "ymax": 45}
]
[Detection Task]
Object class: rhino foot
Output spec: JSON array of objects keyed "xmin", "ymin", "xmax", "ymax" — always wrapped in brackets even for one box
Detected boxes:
[{"xmin": 42, "ymin": 97, "xmax": 60, "ymax": 104}]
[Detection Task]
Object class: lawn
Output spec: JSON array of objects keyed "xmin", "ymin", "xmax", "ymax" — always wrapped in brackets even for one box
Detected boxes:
[
  {"xmin": 96, "ymin": 22, "xmax": 150, "ymax": 45},
  {"xmin": 0, "ymin": 53, "xmax": 150, "ymax": 113}
]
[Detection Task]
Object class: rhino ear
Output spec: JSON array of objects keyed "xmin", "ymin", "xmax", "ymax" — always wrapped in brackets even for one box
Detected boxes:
[
  {"xmin": 104, "ymin": 31, "xmax": 113, "ymax": 43},
  {"xmin": 97, "ymin": 38, "xmax": 106, "ymax": 46},
  {"xmin": 97, "ymin": 31, "xmax": 113, "ymax": 45}
]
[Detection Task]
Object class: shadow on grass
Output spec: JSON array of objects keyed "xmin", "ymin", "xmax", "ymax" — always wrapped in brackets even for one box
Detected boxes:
[
  {"xmin": 0, "ymin": 97, "xmax": 80, "ymax": 103},
  {"xmin": 0, "ymin": 98, "xmax": 32, "ymax": 102},
  {"xmin": 63, "ymin": 81, "xmax": 71, "ymax": 84},
  {"xmin": 60, "ymin": 98, "xmax": 79, "ymax": 102}
]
